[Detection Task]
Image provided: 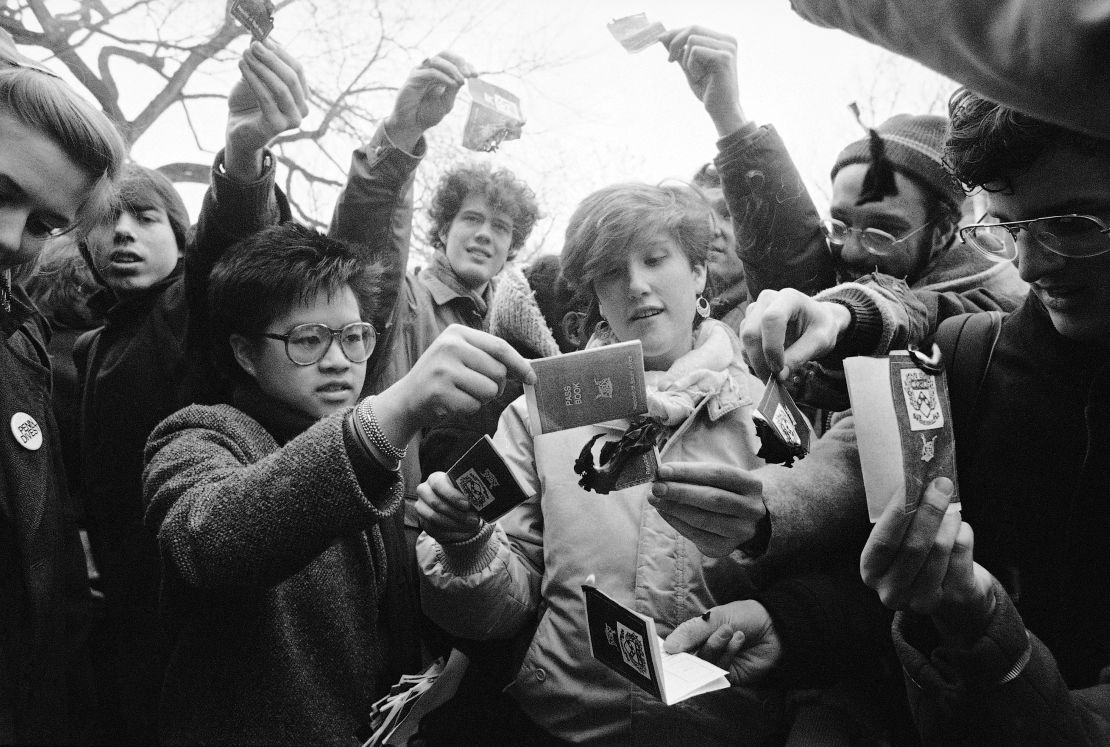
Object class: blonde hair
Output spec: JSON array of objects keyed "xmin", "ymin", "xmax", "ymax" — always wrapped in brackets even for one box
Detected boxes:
[{"xmin": 0, "ymin": 67, "xmax": 126, "ymax": 235}]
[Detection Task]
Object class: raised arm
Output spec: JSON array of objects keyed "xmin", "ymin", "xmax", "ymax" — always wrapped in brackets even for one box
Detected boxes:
[
  {"xmin": 660, "ymin": 25, "xmax": 833, "ymax": 299},
  {"xmin": 328, "ymin": 51, "xmax": 474, "ymax": 386},
  {"xmin": 186, "ymin": 40, "xmax": 305, "ymax": 402},
  {"xmin": 791, "ymin": 0, "xmax": 1110, "ymax": 141}
]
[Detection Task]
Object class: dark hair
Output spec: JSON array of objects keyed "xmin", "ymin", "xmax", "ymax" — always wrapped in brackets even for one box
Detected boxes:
[
  {"xmin": 428, "ymin": 162, "xmax": 539, "ymax": 259},
  {"xmin": 208, "ymin": 223, "xmax": 389, "ymax": 383},
  {"xmin": 560, "ymin": 182, "xmax": 714, "ymax": 319},
  {"xmin": 115, "ymin": 164, "xmax": 191, "ymax": 250},
  {"xmin": 946, "ymin": 87, "xmax": 1110, "ymax": 192},
  {"xmin": 0, "ymin": 67, "xmax": 125, "ymax": 234},
  {"xmin": 691, "ymin": 162, "xmax": 721, "ymax": 190}
]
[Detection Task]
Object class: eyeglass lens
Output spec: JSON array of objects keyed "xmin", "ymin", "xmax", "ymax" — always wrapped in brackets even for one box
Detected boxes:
[
  {"xmin": 822, "ymin": 220, "xmax": 899, "ymax": 255},
  {"xmin": 967, "ymin": 216, "xmax": 1110, "ymax": 259},
  {"xmin": 286, "ymin": 323, "xmax": 375, "ymax": 364}
]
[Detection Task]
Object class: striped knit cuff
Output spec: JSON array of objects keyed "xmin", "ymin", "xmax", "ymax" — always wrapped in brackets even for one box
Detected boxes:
[{"xmin": 436, "ymin": 522, "xmax": 500, "ymax": 577}]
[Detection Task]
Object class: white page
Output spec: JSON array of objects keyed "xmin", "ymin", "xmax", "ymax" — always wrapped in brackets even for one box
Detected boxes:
[{"xmin": 658, "ymin": 649, "xmax": 730, "ymax": 704}]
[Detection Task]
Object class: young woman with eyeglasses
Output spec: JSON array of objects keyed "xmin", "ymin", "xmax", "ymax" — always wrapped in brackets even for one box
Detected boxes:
[{"xmin": 142, "ymin": 222, "xmax": 534, "ymax": 744}]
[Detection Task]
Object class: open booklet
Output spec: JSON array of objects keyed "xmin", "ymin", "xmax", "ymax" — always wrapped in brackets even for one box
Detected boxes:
[
  {"xmin": 844, "ymin": 348, "xmax": 960, "ymax": 521},
  {"xmin": 583, "ymin": 585, "xmax": 729, "ymax": 706}
]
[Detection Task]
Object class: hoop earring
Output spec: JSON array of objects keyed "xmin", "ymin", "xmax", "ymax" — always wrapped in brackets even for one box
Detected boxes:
[{"xmin": 696, "ymin": 295, "xmax": 711, "ymax": 319}]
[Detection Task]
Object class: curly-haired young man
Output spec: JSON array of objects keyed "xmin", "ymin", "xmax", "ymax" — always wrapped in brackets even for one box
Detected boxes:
[{"xmin": 329, "ymin": 51, "xmax": 541, "ymax": 533}]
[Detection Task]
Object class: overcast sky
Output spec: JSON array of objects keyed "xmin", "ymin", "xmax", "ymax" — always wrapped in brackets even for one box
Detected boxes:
[{"xmin": 113, "ymin": 0, "xmax": 957, "ymax": 261}]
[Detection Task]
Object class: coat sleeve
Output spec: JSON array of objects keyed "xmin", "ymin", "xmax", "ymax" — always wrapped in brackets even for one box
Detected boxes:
[
  {"xmin": 790, "ymin": 0, "xmax": 1110, "ymax": 141},
  {"xmin": 717, "ymin": 123, "xmax": 834, "ymax": 300},
  {"xmin": 416, "ymin": 400, "xmax": 544, "ymax": 641},
  {"xmin": 754, "ymin": 412, "xmax": 871, "ymax": 571},
  {"xmin": 143, "ymin": 406, "xmax": 401, "ymax": 591},
  {"xmin": 328, "ymin": 126, "xmax": 423, "ymax": 388},
  {"xmin": 893, "ymin": 580, "xmax": 1110, "ymax": 745},
  {"xmin": 184, "ymin": 150, "xmax": 289, "ymax": 404}
]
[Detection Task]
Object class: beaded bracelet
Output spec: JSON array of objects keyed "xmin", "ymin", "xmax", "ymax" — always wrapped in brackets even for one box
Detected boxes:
[{"xmin": 355, "ymin": 398, "xmax": 407, "ymax": 462}]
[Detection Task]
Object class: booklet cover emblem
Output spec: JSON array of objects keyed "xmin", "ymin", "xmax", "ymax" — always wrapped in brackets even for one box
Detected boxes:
[
  {"xmin": 446, "ymin": 435, "xmax": 533, "ymax": 522},
  {"xmin": 844, "ymin": 349, "xmax": 959, "ymax": 521},
  {"xmin": 524, "ymin": 340, "xmax": 647, "ymax": 437},
  {"xmin": 583, "ymin": 585, "xmax": 729, "ymax": 706}
]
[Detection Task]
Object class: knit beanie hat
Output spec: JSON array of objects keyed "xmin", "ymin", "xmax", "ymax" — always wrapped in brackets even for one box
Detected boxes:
[
  {"xmin": 831, "ymin": 114, "xmax": 964, "ymax": 210},
  {"xmin": 117, "ymin": 163, "xmax": 191, "ymax": 251}
]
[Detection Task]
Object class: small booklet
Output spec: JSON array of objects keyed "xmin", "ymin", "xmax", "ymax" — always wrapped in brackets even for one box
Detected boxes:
[
  {"xmin": 752, "ymin": 377, "xmax": 811, "ymax": 467},
  {"xmin": 525, "ymin": 340, "xmax": 647, "ymax": 437},
  {"xmin": 230, "ymin": 0, "xmax": 275, "ymax": 40},
  {"xmin": 844, "ymin": 348, "xmax": 960, "ymax": 521},
  {"xmin": 607, "ymin": 13, "xmax": 667, "ymax": 53},
  {"xmin": 447, "ymin": 435, "xmax": 533, "ymax": 522},
  {"xmin": 462, "ymin": 78, "xmax": 524, "ymax": 152},
  {"xmin": 583, "ymin": 585, "xmax": 729, "ymax": 706}
]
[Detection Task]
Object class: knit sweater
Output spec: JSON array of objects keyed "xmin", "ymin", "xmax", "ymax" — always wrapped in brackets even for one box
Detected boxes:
[{"xmin": 143, "ymin": 396, "xmax": 419, "ymax": 745}]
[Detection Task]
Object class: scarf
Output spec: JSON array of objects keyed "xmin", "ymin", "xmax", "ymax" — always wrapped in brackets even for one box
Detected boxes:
[{"xmin": 428, "ymin": 251, "xmax": 491, "ymax": 318}]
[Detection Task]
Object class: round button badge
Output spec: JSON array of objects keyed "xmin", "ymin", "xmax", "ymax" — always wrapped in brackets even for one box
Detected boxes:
[{"xmin": 10, "ymin": 412, "xmax": 43, "ymax": 451}]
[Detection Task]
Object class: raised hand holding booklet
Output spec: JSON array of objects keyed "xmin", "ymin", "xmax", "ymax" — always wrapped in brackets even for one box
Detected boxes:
[
  {"xmin": 844, "ymin": 347, "xmax": 960, "ymax": 521},
  {"xmin": 583, "ymin": 584, "xmax": 729, "ymax": 705},
  {"xmin": 446, "ymin": 435, "xmax": 533, "ymax": 522}
]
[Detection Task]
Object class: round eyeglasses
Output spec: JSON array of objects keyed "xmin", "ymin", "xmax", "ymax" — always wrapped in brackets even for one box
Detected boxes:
[
  {"xmin": 245, "ymin": 322, "xmax": 377, "ymax": 366},
  {"xmin": 821, "ymin": 218, "xmax": 933, "ymax": 256},
  {"xmin": 959, "ymin": 213, "xmax": 1110, "ymax": 262}
]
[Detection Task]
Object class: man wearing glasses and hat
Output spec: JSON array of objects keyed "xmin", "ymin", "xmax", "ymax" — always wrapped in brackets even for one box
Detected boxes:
[{"xmin": 732, "ymin": 85, "xmax": 1110, "ymax": 740}]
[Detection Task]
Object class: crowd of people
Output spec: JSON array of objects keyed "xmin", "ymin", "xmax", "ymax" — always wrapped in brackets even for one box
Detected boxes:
[{"xmin": 2, "ymin": 3, "xmax": 1109, "ymax": 745}]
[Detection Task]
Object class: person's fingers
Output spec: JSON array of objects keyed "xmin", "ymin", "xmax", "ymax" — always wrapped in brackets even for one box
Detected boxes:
[
  {"xmin": 428, "ymin": 51, "xmax": 473, "ymax": 81},
  {"xmin": 451, "ymin": 326, "xmax": 537, "ymax": 385},
  {"xmin": 942, "ymin": 521, "xmax": 977, "ymax": 597},
  {"xmin": 739, "ymin": 293, "xmax": 782, "ymax": 380},
  {"xmin": 862, "ymin": 477, "xmax": 954, "ymax": 599},
  {"xmin": 259, "ymin": 40, "xmax": 310, "ymax": 116},
  {"xmin": 780, "ymin": 326, "xmax": 839, "ymax": 380},
  {"xmin": 756, "ymin": 301, "xmax": 791, "ymax": 380},
  {"xmin": 654, "ymin": 462, "xmax": 761, "ymax": 495},
  {"xmin": 904, "ymin": 506, "xmax": 963, "ymax": 614},
  {"xmin": 238, "ymin": 58, "xmax": 280, "ymax": 122},
  {"xmin": 245, "ymin": 43, "xmax": 303, "ymax": 119},
  {"xmin": 652, "ymin": 498, "xmax": 742, "ymax": 537},
  {"xmin": 662, "ymin": 615, "xmax": 714, "ymax": 654},
  {"xmin": 696, "ymin": 624, "xmax": 739, "ymax": 667},
  {"xmin": 419, "ymin": 472, "xmax": 474, "ymax": 516},
  {"xmin": 860, "ymin": 488, "xmax": 916, "ymax": 587},
  {"xmin": 663, "ymin": 27, "xmax": 695, "ymax": 61},
  {"xmin": 407, "ymin": 66, "xmax": 461, "ymax": 96},
  {"xmin": 716, "ymin": 629, "xmax": 747, "ymax": 670}
]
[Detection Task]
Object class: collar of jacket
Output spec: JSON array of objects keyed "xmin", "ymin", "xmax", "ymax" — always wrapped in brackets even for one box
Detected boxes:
[
  {"xmin": 0, "ymin": 282, "xmax": 38, "ymax": 338},
  {"xmin": 87, "ymin": 260, "xmax": 184, "ymax": 321},
  {"xmin": 420, "ymin": 251, "xmax": 493, "ymax": 317},
  {"xmin": 231, "ymin": 381, "xmax": 320, "ymax": 446}
]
